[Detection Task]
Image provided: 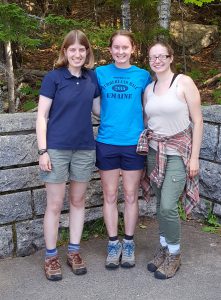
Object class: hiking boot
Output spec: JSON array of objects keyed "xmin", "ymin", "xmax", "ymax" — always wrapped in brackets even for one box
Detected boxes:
[
  {"xmin": 154, "ymin": 252, "xmax": 181, "ymax": 279},
  {"xmin": 147, "ymin": 246, "xmax": 168, "ymax": 272},
  {"xmin": 105, "ymin": 241, "xmax": 122, "ymax": 269},
  {"xmin": 44, "ymin": 255, "xmax": 62, "ymax": 281},
  {"xmin": 121, "ymin": 240, "xmax": 135, "ymax": 268},
  {"xmin": 67, "ymin": 252, "xmax": 87, "ymax": 275}
]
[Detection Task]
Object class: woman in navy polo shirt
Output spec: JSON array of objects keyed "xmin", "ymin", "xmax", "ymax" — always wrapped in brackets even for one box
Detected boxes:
[
  {"xmin": 95, "ymin": 30, "xmax": 152, "ymax": 269},
  {"xmin": 36, "ymin": 30, "xmax": 100, "ymax": 281}
]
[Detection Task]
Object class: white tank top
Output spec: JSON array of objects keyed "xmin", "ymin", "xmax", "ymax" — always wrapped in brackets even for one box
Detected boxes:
[{"xmin": 145, "ymin": 74, "xmax": 190, "ymax": 155}]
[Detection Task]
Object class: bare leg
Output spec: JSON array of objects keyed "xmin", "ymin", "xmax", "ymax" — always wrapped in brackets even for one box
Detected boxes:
[
  {"xmin": 69, "ymin": 181, "xmax": 88, "ymax": 244},
  {"xmin": 122, "ymin": 170, "xmax": 143, "ymax": 235},
  {"xmin": 44, "ymin": 183, "xmax": 66, "ymax": 249},
  {"xmin": 100, "ymin": 169, "xmax": 120, "ymax": 237}
]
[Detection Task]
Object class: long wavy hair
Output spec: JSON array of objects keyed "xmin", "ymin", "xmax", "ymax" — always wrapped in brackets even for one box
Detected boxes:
[{"xmin": 54, "ymin": 30, "xmax": 94, "ymax": 69}]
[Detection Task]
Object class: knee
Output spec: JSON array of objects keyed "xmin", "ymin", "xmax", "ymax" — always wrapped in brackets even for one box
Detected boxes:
[
  {"xmin": 46, "ymin": 201, "xmax": 63, "ymax": 215},
  {"xmin": 124, "ymin": 190, "xmax": 137, "ymax": 205},
  {"xmin": 69, "ymin": 195, "xmax": 85, "ymax": 208},
  {"xmin": 160, "ymin": 204, "xmax": 178, "ymax": 219},
  {"xmin": 103, "ymin": 190, "xmax": 118, "ymax": 205}
]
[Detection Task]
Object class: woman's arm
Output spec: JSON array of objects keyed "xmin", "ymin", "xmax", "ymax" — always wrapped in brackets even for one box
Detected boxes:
[
  {"xmin": 36, "ymin": 95, "xmax": 52, "ymax": 171},
  {"xmin": 142, "ymin": 86, "xmax": 150, "ymax": 128},
  {"xmin": 92, "ymin": 96, "xmax": 100, "ymax": 117},
  {"xmin": 182, "ymin": 75, "xmax": 203, "ymax": 178}
]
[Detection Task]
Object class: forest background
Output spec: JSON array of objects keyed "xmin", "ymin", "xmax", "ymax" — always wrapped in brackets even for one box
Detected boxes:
[{"xmin": 0, "ymin": 0, "xmax": 221, "ymax": 113}]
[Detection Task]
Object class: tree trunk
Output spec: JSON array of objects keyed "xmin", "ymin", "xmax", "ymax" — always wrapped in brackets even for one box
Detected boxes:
[
  {"xmin": 158, "ymin": 0, "xmax": 171, "ymax": 29},
  {"xmin": 121, "ymin": 0, "xmax": 131, "ymax": 31},
  {"xmin": 4, "ymin": 41, "xmax": 15, "ymax": 113}
]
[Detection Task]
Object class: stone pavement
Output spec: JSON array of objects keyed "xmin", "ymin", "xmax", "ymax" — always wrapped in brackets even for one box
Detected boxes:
[{"xmin": 0, "ymin": 218, "xmax": 221, "ymax": 300}]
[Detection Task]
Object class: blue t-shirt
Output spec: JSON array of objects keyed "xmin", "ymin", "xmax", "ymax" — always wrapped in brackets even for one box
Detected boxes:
[
  {"xmin": 96, "ymin": 64, "xmax": 152, "ymax": 145},
  {"xmin": 39, "ymin": 67, "xmax": 100, "ymax": 150}
]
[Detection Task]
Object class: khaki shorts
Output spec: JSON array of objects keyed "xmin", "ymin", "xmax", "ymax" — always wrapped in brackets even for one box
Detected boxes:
[{"xmin": 40, "ymin": 149, "xmax": 96, "ymax": 183}]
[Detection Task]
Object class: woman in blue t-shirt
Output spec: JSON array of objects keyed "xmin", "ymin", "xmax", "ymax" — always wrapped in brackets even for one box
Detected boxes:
[
  {"xmin": 36, "ymin": 30, "xmax": 100, "ymax": 281},
  {"xmin": 95, "ymin": 30, "xmax": 152, "ymax": 269}
]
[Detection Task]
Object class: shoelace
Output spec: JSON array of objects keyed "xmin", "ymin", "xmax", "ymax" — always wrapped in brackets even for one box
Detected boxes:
[
  {"xmin": 47, "ymin": 257, "xmax": 61, "ymax": 270},
  {"xmin": 69, "ymin": 253, "xmax": 82, "ymax": 264},
  {"xmin": 107, "ymin": 244, "xmax": 120, "ymax": 257},
  {"xmin": 123, "ymin": 243, "xmax": 134, "ymax": 257}
]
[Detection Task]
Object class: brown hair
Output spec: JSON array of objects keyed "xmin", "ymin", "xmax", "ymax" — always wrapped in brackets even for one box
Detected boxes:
[
  {"xmin": 109, "ymin": 30, "xmax": 135, "ymax": 48},
  {"xmin": 55, "ymin": 30, "xmax": 94, "ymax": 69},
  {"xmin": 148, "ymin": 40, "xmax": 176, "ymax": 72}
]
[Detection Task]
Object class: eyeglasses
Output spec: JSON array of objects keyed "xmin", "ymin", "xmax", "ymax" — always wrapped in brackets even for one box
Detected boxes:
[{"xmin": 148, "ymin": 54, "xmax": 171, "ymax": 62}]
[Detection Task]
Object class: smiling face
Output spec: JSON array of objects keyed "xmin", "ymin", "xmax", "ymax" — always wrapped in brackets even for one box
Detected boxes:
[
  {"xmin": 109, "ymin": 34, "xmax": 134, "ymax": 68},
  {"xmin": 148, "ymin": 44, "xmax": 173, "ymax": 74},
  {"xmin": 64, "ymin": 41, "xmax": 87, "ymax": 71}
]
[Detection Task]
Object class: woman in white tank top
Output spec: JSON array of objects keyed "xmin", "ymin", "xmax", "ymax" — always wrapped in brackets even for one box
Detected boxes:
[{"xmin": 142, "ymin": 41, "xmax": 203, "ymax": 280}]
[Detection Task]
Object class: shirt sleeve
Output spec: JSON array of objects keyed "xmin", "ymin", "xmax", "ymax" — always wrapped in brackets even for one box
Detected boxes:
[
  {"xmin": 39, "ymin": 71, "xmax": 57, "ymax": 100},
  {"xmin": 142, "ymin": 71, "xmax": 152, "ymax": 92}
]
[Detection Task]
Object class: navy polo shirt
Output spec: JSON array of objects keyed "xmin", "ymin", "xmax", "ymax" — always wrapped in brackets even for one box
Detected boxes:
[{"xmin": 39, "ymin": 67, "xmax": 100, "ymax": 150}]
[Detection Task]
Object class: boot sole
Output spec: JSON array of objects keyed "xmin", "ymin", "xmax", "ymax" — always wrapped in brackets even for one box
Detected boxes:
[{"xmin": 121, "ymin": 262, "xmax": 135, "ymax": 268}]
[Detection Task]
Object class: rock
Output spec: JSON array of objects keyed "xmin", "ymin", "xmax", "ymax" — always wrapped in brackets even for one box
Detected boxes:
[{"xmin": 170, "ymin": 21, "xmax": 218, "ymax": 54}]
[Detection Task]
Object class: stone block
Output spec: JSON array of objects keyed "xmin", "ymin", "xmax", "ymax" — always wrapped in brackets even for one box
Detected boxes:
[
  {"xmin": 138, "ymin": 197, "xmax": 157, "ymax": 217},
  {"xmin": 199, "ymin": 160, "xmax": 221, "ymax": 203},
  {"xmin": 0, "ymin": 112, "xmax": 36, "ymax": 133},
  {"xmin": 216, "ymin": 130, "xmax": 221, "ymax": 162},
  {"xmin": 118, "ymin": 197, "xmax": 157, "ymax": 217},
  {"xmin": 0, "ymin": 191, "xmax": 32, "ymax": 224},
  {"xmin": 192, "ymin": 198, "xmax": 213, "ymax": 218},
  {"xmin": 200, "ymin": 123, "xmax": 218, "ymax": 160},
  {"xmin": 0, "ymin": 165, "xmax": 42, "ymax": 192},
  {"xmin": 202, "ymin": 105, "xmax": 221, "ymax": 123},
  {"xmin": 213, "ymin": 203, "xmax": 221, "ymax": 217},
  {"xmin": 85, "ymin": 180, "xmax": 103, "ymax": 207},
  {"xmin": 16, "ymin": 219, "xmax": 44, "ymax": 256},
  {"xmin": 0, "ymin": 134, "xmax": 38, "ymax": 167},
  {"xmin": 33, "ymin": 187, "xmax": 69, "ymax": 216},
  {"xmin": 0, "ymin": 226, "xmax": 14, "ymax": 258},
  {"xmin": 59, "ymin": 207, "xmax": 103, "ymax": 228}
]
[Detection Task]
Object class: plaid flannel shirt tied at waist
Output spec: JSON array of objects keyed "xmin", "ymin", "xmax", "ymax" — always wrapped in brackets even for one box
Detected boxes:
[{"xmin": 136, "ymin": 126, "xmax": 200, "ymax": 214}]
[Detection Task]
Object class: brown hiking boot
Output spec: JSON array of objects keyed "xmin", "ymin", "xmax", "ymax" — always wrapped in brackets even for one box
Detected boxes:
[
  {"xmin": 147, "ymin": 246, "xmax": 168, "ymax": 272},
  {"xmin": 44, "ymin": 256, "xmax": 62, "ymax": 281},
  {"xmin": 67, "ymin": 252, "xmax": 87, "ymax": 275},
  {"xmin": 154, "ymin": 253, "xmax": 181, "ymax": 279}
]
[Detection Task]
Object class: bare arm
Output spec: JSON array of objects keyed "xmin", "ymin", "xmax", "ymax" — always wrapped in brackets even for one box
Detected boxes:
[
  {"xmin": 36, "ymin": 95, "xmax": 52, "ymax": 171},
  {"xmin": 142, "ymin": 86, "xmax": 149, "ymax": 128},
  {"xmin": 182, "ymin": 75, "xmax": 203, "ymax": 178},
  {"xmin": 92, "ymin": 96, "xmax": 100, "ymax": 117}
]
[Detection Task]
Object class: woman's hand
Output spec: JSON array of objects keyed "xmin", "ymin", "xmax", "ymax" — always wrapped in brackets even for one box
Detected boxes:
[
  {"xmin": 39, "ymin": 152, "xmax": 52, "ymax": 172},
  {"xmin": 189, "ymin": 157, "xmax": 199, "ymax": 178}
]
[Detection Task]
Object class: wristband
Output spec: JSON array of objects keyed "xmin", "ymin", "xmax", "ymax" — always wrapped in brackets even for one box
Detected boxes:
[{"xmin": 38, "ymin": 149, "xmax": 47, "ymax": 155}]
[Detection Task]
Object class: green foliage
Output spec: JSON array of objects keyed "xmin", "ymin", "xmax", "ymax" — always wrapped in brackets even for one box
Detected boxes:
[
  {"xmin": 57, "ymin": 228, "xmax": 69, "ymax": 247},
  {"xmin": 207, "ymin": 69, "xmax": 220, "ymax": 77},
  {"xmin": 184, "ymin": 0, "xmax": 218, "ymax": 7},
  {"xmin": 22, "ymin": 100, "xmax": 37, "ymax": 111},
  {"xmin": 178, "ymin": 201, "xmax": 187, "ymax": 221},
  {"xmin": 212, "ymin": 89, "xmax": 221, "ymax": 104},
  {"xmin": 82, "ymin": 216, "xmax": 124, "ymax": 241},
  {"xmin": 44, "ymin": 15, "xmax": 113, "ymax": 48},
  {"xmin": 186, "ymin": 69, "xmax": 204, "ymax": 81},
  {"xmin": 19, "ymin": 82, "xmax": 40, "ymax": 111},
  {"xmin": 0, "ymin": 3, "xmax": 40, "ymax": 47},
  {"xmin": 202, "ymin": 209, "xmax": 221, "ymax": 235}
]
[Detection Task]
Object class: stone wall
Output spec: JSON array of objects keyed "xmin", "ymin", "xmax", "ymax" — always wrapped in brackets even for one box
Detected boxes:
[
  {"xmin": 196, "ymin": 105, "xmax": 221, "ymax": 218},
  {"xmin": 0, "ymin": 113, "xmax": 153, "ymax": 258},
  {"xmin": 1, "ymin": 106, "xmax": 221, "ymax": 258}
]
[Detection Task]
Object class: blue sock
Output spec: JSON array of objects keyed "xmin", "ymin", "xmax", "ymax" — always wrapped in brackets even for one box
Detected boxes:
[
  {"xmin": 45, "ymin": 248, "xmax": 58, "ymax": 258},
  {"xmin": 68, "ymin": 243, "xmax": 80, "ymax": 253}
]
